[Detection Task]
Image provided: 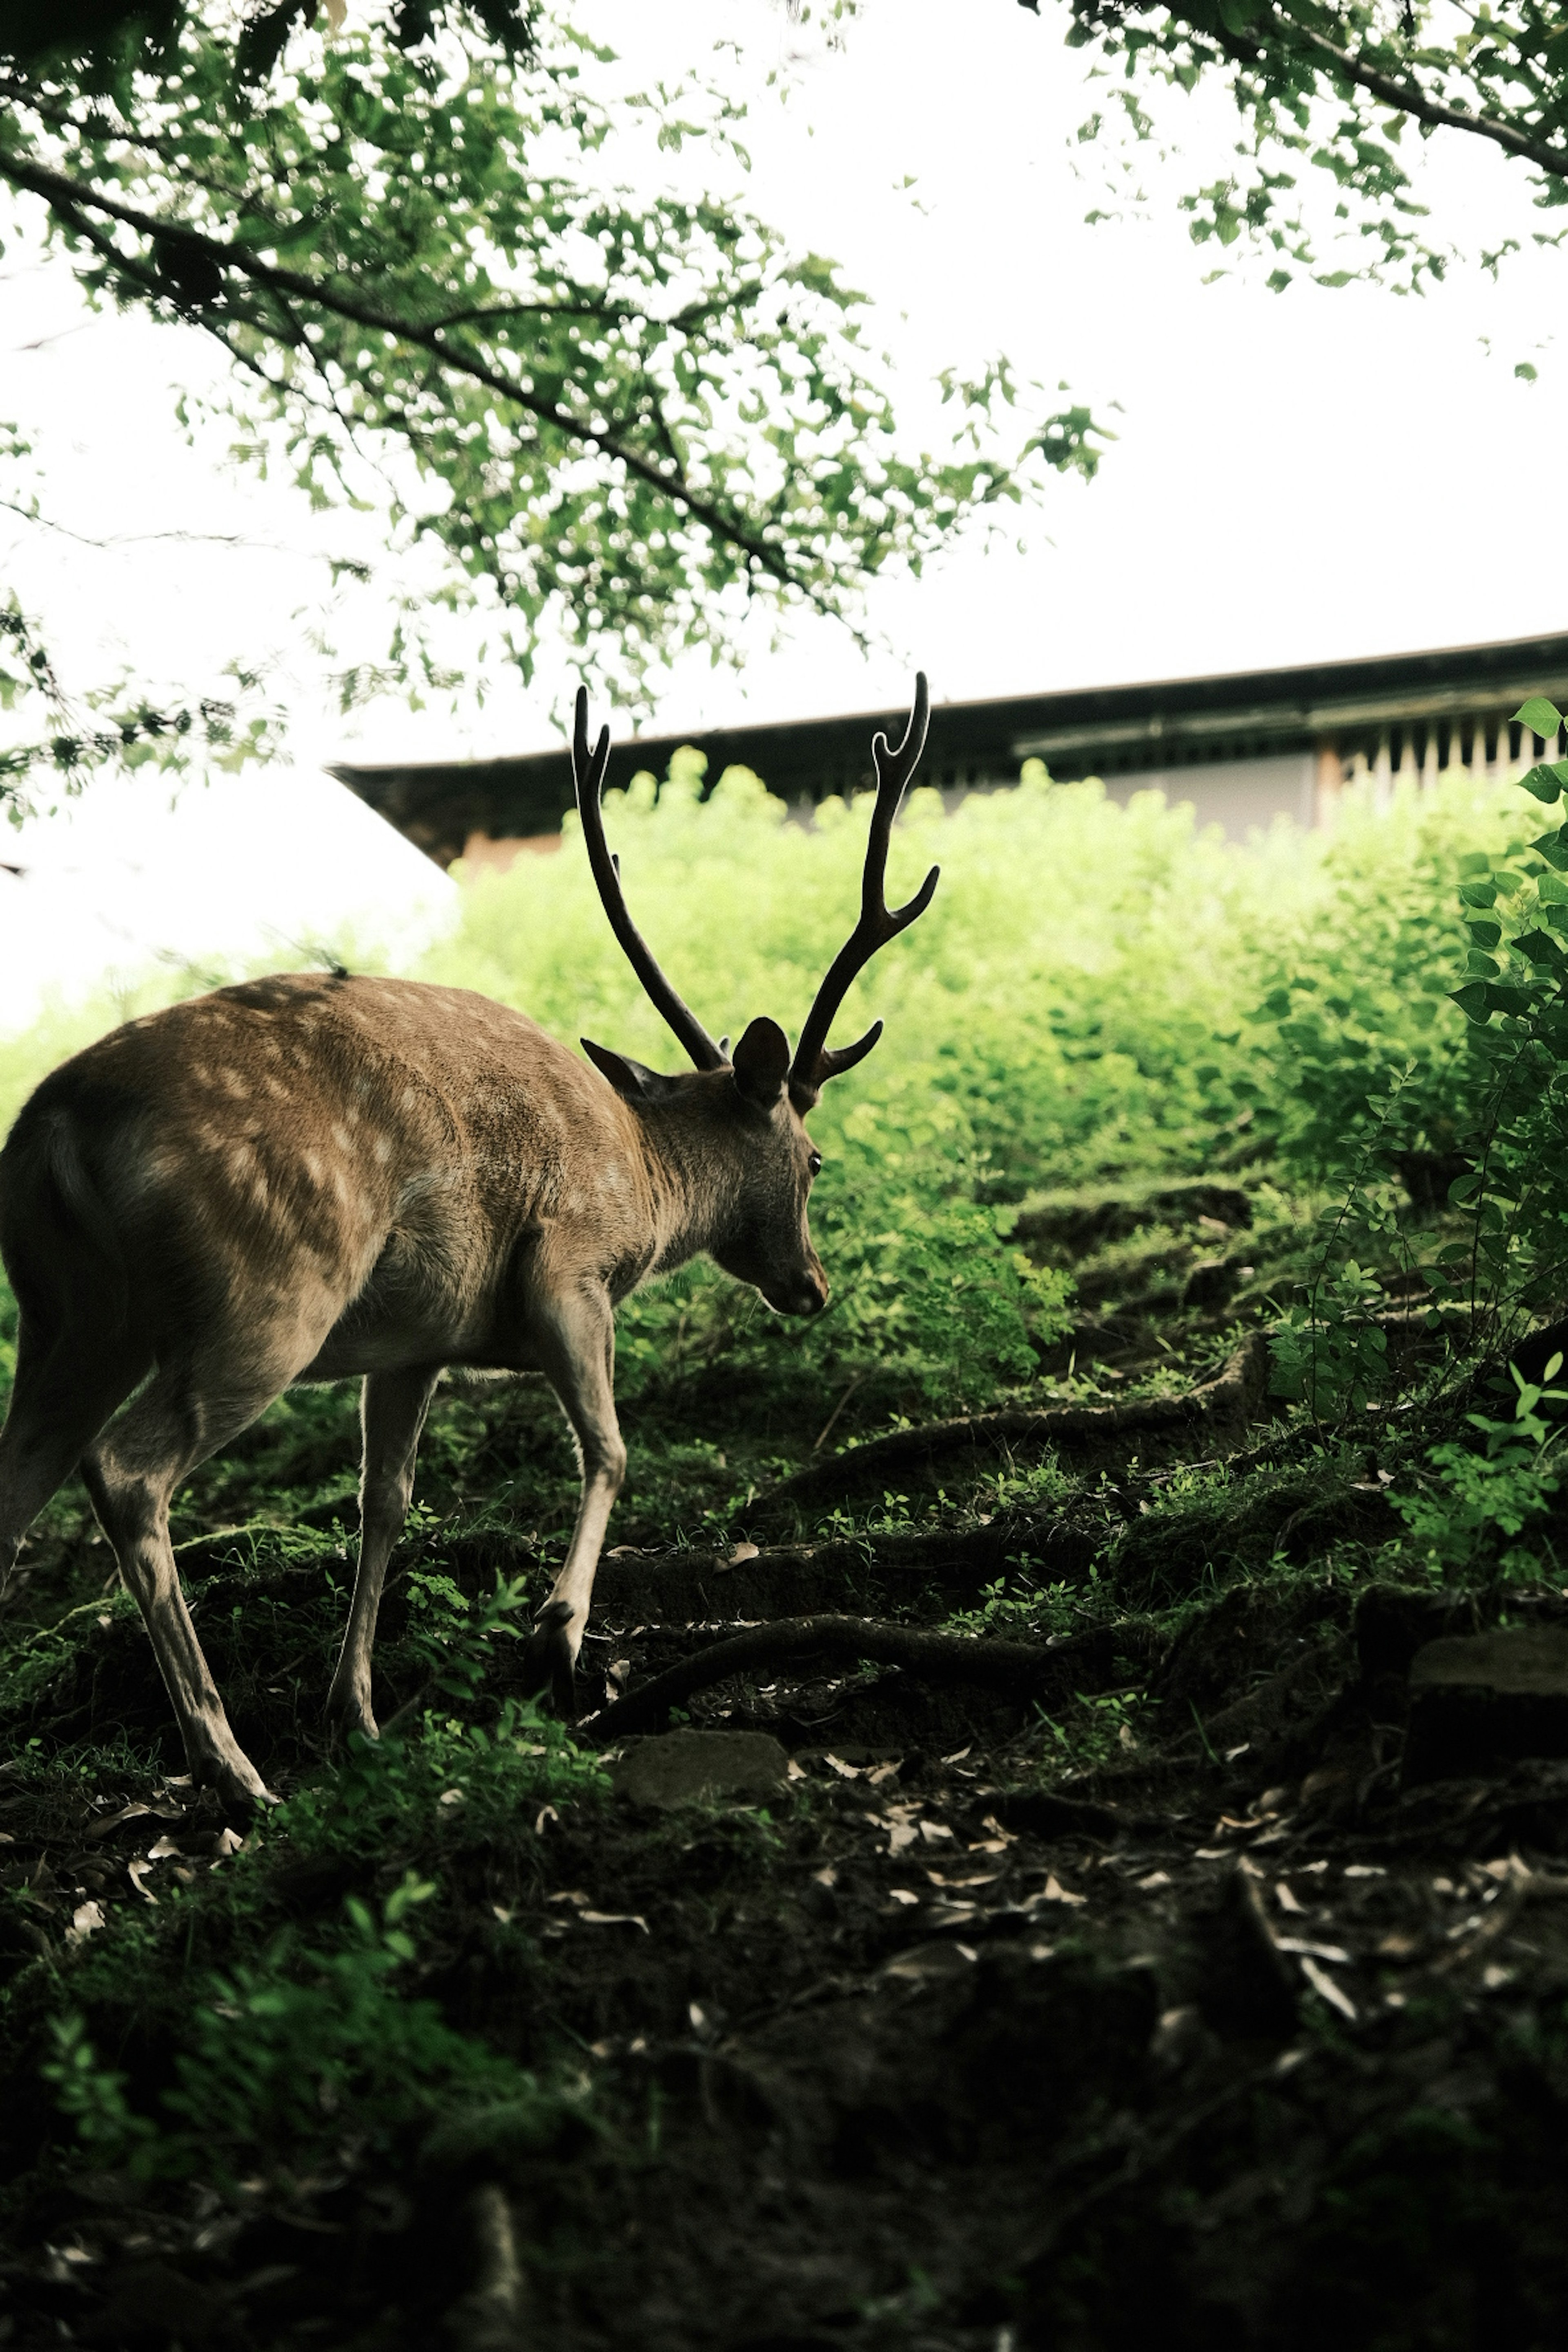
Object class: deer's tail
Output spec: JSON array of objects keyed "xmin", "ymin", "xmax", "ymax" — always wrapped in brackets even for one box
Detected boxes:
[{"xmin": 0, "ymin": 1099, "xmax": 131, "ymax": 1346}]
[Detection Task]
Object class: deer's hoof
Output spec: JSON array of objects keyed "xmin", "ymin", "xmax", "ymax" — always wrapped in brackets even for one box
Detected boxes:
[{"xmin": 524, "ymin": 1600, "xmax": 578, "ymax": 1720}]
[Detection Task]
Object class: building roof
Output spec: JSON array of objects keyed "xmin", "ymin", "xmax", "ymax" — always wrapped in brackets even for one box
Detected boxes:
[{"xmin": 332, "ymin": 628, "xmax": 1568, "ymax": 870}]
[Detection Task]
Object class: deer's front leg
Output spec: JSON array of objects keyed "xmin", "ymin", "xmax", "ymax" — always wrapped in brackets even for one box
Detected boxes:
[
  {"xmin": 526, "ymin": 1283, "xmax": 626, "ymax": 1716},
  {"xmin": 329, "ymin": 1363, "xmax": 443, "ymax": 1739}
]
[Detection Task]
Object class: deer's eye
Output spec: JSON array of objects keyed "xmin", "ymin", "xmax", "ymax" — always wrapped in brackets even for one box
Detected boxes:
[{"xmin": 807, "ymin": 1150, "xmax": 823, "ymax": 1177}]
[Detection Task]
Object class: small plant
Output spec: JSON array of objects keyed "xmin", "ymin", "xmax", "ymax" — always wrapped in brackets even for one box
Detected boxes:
[
  {"xmin": 1394, "ymin": 1351, "xmax": 1568, "ymax": 1583},
  {"xmin": 45, "ymin": 1871, "xmax": 571, "ymax": 2186}
]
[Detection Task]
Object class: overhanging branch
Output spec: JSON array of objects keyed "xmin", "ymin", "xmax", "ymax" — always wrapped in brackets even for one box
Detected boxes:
[{"xmin": 0, "ymin": 146, "xmax": 803, "ymax": 589}]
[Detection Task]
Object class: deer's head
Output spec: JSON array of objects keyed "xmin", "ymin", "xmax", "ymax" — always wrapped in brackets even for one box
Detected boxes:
[{"xmin": 570, "ymin": 677, "xmax": 939, "ymax": 1319}]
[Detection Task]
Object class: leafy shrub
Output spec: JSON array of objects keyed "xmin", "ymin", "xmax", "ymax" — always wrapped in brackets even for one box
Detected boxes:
[{"xmin": 46, "ymin": 1873, "xmax": 570, "ymax": 2185}]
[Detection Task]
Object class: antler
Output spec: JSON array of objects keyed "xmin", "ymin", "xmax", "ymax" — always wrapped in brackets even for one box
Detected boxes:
[
  {"xmin": 572, "ymin": 688, "xmax": 727, "ymax": 1072},
  {"xmin": 788, "ymin": 673, "xmax": 940, "ymax": 1107}
]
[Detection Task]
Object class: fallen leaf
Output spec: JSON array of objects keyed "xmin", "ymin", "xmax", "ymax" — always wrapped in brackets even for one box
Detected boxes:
[
  {"xmin": 786, "ymin": 1760, "xmax": 807, "ymax": 1782},
  {"xmin": 438, "ymin": 1788, "xmax": 465, "ymax": 1807},
  {"xmin": 726, "ymin": 1542, "xmax": 760, "ymax": 1566},
  {"xmin": 548, "ymin": 1889, "xmax": 590, "ymax": 1907},
  {"xmin": 980, "ymin": 1814, "xmax": 1016, "ymax": 1845},
  {"xmin": 1042, "ymin": 1875, "xmax": 1087, "ymax": 1907},
  {"xmin": 1274, "ymin": 1882, "xmax": 1306, "ymax": 1915},
  {"xmin": 942, "ymin": 1746, "xmax": 973, "ymax": 1765},
  {"xmin": 579, "ymin": 1910, "xmax": 649, "ymax": 1932},
  {"xmin": 146, "ymin": 1835, "xmax": 182, "ymax": 1862},
  {"xmin": 126, "ymin": 1860, "xmax": 158, "ymax": 1904},
  {"xmin": 65, "ymin": 1901, "xmax": 105, "ymax": 1946},
  {"xmin": 535, "ymin": 1805, "xmax": 559, "ymax": 1835},
  {"xmin": 823, "ymin": 1754, "xmax": 862, "ymax": 1780},
  {"xmin": 1298, "ymin": 1954, "xmax": 1356, "ymax": 2020},
  {"xmin": 886, "ymin": 1823, "xmax": 919, "ymax": 1855},
  {"xmin": 918, "ymin": 1821, "xmax": 956, "ymax": 1845},
  {"xmin": 209, "ymin": 1829, "xmax": 246, "ymax": 1865},
  {"xmin": 1274, "ymin": 1936, "xmax": 1352, "ymax": 1964},
  {"xmin": 1376, "ymin": 1931, "xmax": 1418, "ymax": 1959},
  {"xmin": 1342, "ymin": 1864, "xmax": 1385, "ymax": 1879},
  {"xmin": 811, "ymin": 1866, "xmax": 837, "ymax": 1889},
  {"xmin": 927, "ymin": 1870, "xmax": 1000, "ymax": 1889},
  {"xmin": 887, "ymin": 1888, "xmax": 920, "ymax": 1907},
  {"xmin": 1194, "ymin": 1847, "xmax": 1232, "ymax": 1861},
  {"xmin": 866, "ymin": 1762, "xmax": 902, "ymax": 1787},
  {"xmin": 1137, "ymin": 1871, "xmax": 1172, "ymax": 1891},
  {"xmin": 493, "ymin": 1906, "xmax": 514, "ymax": 1925}
]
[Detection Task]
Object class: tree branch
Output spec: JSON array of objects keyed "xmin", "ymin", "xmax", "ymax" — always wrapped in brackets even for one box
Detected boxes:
[
  {"xmin": 0, "ymin": 147, "xmax": 804, "ymax": 588},
  {"xmin": 1245, "ymin": 10, "xmax": 1568, "ymax": 184},
  {"xmin": 586, "ymin": 1614, "xmax": 1068, "ymax": 1743}
]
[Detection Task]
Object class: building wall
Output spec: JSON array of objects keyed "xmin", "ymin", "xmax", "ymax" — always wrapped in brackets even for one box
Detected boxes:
[{"xmin": 1098, "ymin": 751, "xmax": 1317, "ymax": 841}]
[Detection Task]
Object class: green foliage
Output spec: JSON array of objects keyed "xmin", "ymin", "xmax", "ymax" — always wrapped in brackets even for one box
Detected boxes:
[
  {"xmin": 46, "ymin": 1873, "xmax": 567, "ymax": 2185},
  {"xmin": 0, "ymin": 4, "xmax": 1089, "ymax": 728},
  {"xmin": 1053, "ymin": 0, "xmax": 1568, "ymax": 294},
  {"xmin": 1394, "ymin": 1354, "xmax": 1568, "ymax": 1582},
  {"xmin": 0, "ymin": 597, "xmax": 279, "ymax": 826}
]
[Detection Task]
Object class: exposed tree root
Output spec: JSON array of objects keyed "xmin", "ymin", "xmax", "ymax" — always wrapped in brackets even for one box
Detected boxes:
[
  {"xmin": 584, "ymin": 1613, "xmax": 1070, "ymax": 1742},
  {"xmin": 758, "ymin": 1334, "xmax": 1270, "ymax": 1516}
]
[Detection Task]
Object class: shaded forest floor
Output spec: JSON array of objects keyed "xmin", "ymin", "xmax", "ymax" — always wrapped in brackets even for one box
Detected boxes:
[{"xmin": 3, "ymin": 1170, "xmax": 1568, "ymax": 2351}]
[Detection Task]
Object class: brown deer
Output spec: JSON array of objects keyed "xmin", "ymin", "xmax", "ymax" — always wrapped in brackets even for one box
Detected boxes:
[{"xmin": 0, "ymin": 678, "xmax": 938, "ymax": 1807}]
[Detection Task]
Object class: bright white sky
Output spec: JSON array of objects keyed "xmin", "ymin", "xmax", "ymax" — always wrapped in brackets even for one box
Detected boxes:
[{"xmin": 2, "ymin": 0, "xmax": 1566, "ymax": 1030}]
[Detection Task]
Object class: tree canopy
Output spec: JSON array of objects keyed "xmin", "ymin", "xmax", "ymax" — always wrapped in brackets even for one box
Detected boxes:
[
  {"xmin": 0, "ymin": 0, "xmax": 1099, "ymax": 819},
  {"xmin": 1031, "ymin": 0, "xmax": 1568, "ymax": 292}
]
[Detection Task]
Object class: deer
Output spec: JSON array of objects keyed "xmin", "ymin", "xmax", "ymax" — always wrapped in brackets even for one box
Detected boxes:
[{"xmin": 0, "ymin": 679, "xmax": 939, "ymax": 1808}]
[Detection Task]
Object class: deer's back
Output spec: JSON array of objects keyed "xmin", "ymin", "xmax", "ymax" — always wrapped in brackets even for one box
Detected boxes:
[{"xmin": 0, "ymin": 973, "xmax": 650, "ymax": 1368}]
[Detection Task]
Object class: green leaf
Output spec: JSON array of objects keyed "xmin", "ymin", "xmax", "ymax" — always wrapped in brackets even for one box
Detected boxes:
[
  {"xmin": 1532, "ymin": 831, "xmax": 1568, "ymax": 871},
  {"xmin": 1459, "ymin": 883, "xmax": 1499, "ymax": 909},
  {"xmin": 1516, "ymin": 697, "xmax": 1564, "ymax": 738},
  {"xmin": 1515, "ymin": 928, "xmax": 1566, "ymax": 967},
  {"xmin": 1464, "ymin": 918, "xmax": 1503, "ymax": 949},
  {"xmin": 1449, "ymin": 982, "xmax": 1495, "ymax": 1024},
  {"xmin": 1515, "ymin": 761, "xmax": 1568, "ymax": 804}
]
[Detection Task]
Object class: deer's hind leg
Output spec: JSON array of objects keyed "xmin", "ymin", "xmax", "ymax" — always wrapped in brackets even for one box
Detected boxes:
[
  {"xmin": 0, "ymin": 1304, "xmax": 151, "ymax": 1597},
  {"xmin": 327, "ymin": 1363, "xmax": 443, "ymax": 1741},
  {"xmin": 81, "ymin": 1336, "xmax": 330, "ymax": 1810}
]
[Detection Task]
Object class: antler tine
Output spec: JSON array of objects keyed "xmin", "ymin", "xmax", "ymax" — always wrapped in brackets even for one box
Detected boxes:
[
  {"xmin": 570, "ymin": 686, "xmax": 727, "ymax": 1073},
  {"xmin": 788, "ymin": 673, "xmax": 940, "ymax": 1105}
]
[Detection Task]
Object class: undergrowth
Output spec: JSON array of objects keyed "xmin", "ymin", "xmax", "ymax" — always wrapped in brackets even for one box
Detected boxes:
[{"xmin": 5, "ymin": 743, "xmax": 1568, "ymax": 2260}]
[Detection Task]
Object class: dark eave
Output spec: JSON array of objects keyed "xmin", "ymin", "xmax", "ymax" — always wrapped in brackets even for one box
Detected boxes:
[{"xmin": 332, "ymin": 628, "xmax": 1568, "ymax": 870}]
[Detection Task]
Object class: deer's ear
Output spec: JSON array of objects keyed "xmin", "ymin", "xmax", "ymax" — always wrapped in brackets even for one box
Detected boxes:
[
  {"xmin": 581, "ymin": 1038, "xmax": 683, "ymax": 1103},
  {"xmin": 731, "ymin": 1016, "xmax": 791, "ymax": 1111}
]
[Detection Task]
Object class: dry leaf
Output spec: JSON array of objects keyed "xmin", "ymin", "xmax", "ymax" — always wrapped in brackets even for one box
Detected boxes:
[
  {"xmin": 1298, "ymin": 1954, "xmax": 1356, "ymax": 2020},
  {"xmin": 887, "ymin": 1887, "xmax": 919, "ymax": 1906},
  {"xmin": 1274, "ymin": 1882, "xmax": 1306, "ymax": 1915},
  {"xmin": 1042, "ymin": 1875, "xmax": 1087, "ymax": 1906},
  {"xmin": 823, "ymin": 1754, "xmax": 862, "ymax": 1780},
  {"xmin": 918, "ymin": 1821, "xmax": 955, "ymax": 1845},
  {"xmin": 146, "ymin": 1835, "xmax": 182, "ymax": 1862},
  {"xmin": 535, "ymin": 1805, "xmax": 559, "ymax": 1835},
  {"xmin": 126, "ymin": 1860, "xmax": 158, "ymax": 1904},
  {"xmin": 580, "ymin": 1910, "xmax": 648, "ymax": 1933},
  {"xmin": 66, "ymin": 1901, "xmax": 105, "ymax": 1946},
  {"xmin": 1136, "ymin": 1870, "xmax": 1172, "ymax": 1891},
  {"xmin": 1275, "ymin": 1936, "xmax": 1352, "ymax": 1964},
  {"xmin": 438, "ymin": 1788, "xmax": 465, "ymax": 1808},
  {"xmin": 726, "ymin": 1542, "xmax": 760, "ymax": 1566}
]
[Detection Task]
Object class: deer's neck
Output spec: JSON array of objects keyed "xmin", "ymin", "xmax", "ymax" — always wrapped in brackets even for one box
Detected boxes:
[{"xmin": 637, "ymin": 1106, "xmax": 744, "ymax": 1274}]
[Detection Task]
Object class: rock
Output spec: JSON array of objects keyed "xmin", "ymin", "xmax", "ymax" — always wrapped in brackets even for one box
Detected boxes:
[
  {"xmin": 1405, "ymin": 1626, "xmax": 1568, "ymax": 1784},
  {"xmin": 610, "ymin": 1729, "xmax": 791, "ymax": 1810}
]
